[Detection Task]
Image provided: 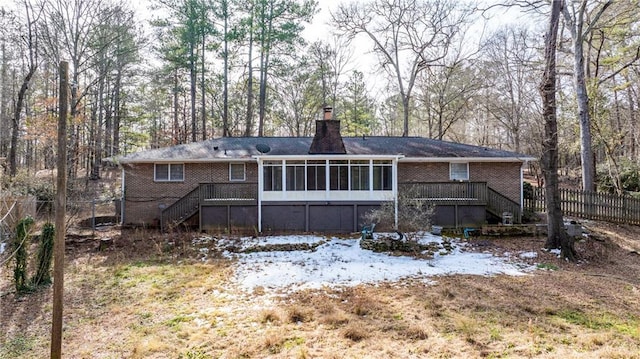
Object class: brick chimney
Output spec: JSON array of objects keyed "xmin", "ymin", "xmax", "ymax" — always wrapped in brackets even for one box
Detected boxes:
[{"xmin": 309, "ymin": 106, "xmax": 346, "ymax": 154}]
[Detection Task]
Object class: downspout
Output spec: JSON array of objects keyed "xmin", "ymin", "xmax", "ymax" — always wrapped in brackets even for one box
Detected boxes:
[
  {"xmin": 393, "ymin": 157, "xmax": 399, "ymax": 230},
  {"xmin": 120, "ymin": 167, "xmax": 125, "ymax": 225},
  {"xmin": 257, "ymin": 158, "xmax": 263, "ymax": 233},
  {"xmin": 520, "ymin": 162, "xmax": 525, "ymax": 210}
]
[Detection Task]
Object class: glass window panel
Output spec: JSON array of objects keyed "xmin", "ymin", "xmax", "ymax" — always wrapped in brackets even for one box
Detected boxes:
[
  {"xmin": 169, "ymin": 164, "xmax": 184, "ymax": 181},
  {"xmin": 351, "ymin": 165, "xmax": 369, "ymax": 190},
  {"xmin": 155, "ymin": 164, "xmax": 169, "ymax": 181},
  {"xmin": 229, "ymin": 163, "xmax": 245, "ymax": 181},
  {"xmin": 450, "ymin": 163, "xmax": 469, "ymax": 181}
]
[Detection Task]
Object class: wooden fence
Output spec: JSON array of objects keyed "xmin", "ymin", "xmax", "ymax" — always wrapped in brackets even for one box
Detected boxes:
[{"xmin": 524, "ymin": 187, "xmax": 640, "ymax": 225}]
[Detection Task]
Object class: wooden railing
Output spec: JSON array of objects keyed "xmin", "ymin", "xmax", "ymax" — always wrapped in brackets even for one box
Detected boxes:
[
  {"xmin": 199, "ymin": 183, "xmax": 258, "ymax": 202},
  {"xmin": 161, "ymin": 186, "xmax": 201, "ymax": 230},
  {"xmin": 162, "ymin": 183, "xmax": 258, "ymax": 230},
  {"xmin": 399, "ymin": 182, "xmax": 488, "ymax": 205},
  {"xmin": 400, "ymin": 182, "xmax": 522, "ymax": 223},
  {"xmin": 487, "ymin": 187, "xmax": 522, "ymax": 223},
  {"xmin": 525, "ymin": 187, "xmax": 640, "ymax": 225}
]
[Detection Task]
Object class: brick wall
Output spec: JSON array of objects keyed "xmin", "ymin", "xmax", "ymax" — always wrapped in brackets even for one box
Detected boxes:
[
  {"xmin": 470, "ymin": 162, "xmax": 522, "ymax": 203},
  {"xmin": 122, "ymin": 162, "xmax": 258, "ymax": 225},
  {"xmin": 398, "ymin": 161, "xmax": 522, "ymax": 203}
]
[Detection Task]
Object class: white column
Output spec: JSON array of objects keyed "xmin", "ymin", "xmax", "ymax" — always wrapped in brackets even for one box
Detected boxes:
[
  {"xmin": 257, "ymin": 158, "xmax": 263, "ymax": 232},
  {"xmin": 393, "ymin": 158, "xmax": 399, "ymax": 230}
]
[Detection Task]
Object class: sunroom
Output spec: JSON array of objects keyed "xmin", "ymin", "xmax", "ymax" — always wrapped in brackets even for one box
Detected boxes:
[{"xmin": 255, "ymin": 155, "xmax": 401, "ymax": 232}]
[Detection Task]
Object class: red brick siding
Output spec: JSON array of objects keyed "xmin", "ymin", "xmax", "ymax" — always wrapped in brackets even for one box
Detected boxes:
[
  {"xmin": 398, "ymin": 162, "xmax": 450, "ymax": 182},
  {"xmin": 470, "ymin": 162, "xmax": 522, "ymax": 203},
  {"xmin": 122, "ymin": 162, "xmax": 258, "ymax": 225},
  {"xmin": 398, "ymin": 161, "xmax": 522, "ymax": 203}
]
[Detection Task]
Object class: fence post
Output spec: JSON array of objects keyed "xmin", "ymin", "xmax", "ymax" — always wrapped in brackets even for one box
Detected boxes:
[{"xmin": 92, "ymin": 198, "xmax": 96, "ymax": 236}]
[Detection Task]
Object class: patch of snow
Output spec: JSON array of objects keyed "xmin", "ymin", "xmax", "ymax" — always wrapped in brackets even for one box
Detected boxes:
[
  {"xmin": 206, "ymin": 233, "xmax": 535, "ymax": 294},
  {"xmin": 549, "ymin": 248, "xmax": 561, "ymax": 255},
  {"xmin": 519, "ymin": 251, "xmax": 538, "ymax": 259},
  {"xmin": 0, "ymin": 242, "xmax": 5, "ymax": 255}
]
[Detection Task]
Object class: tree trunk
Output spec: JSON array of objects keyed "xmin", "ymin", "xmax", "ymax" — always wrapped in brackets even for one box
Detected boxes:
[
  {"xmin": 173, "ymin": 69, "xmax": 180, "ymax": 144},
  {"xmin": 223, "ymin": 0, "xmax": 229, "ymax": 137},
  {"xmin": 540, "ymin": 0, "xmax": 576, "ymax": 260},
  {"xmin": 244, "ymin": 9, "xmax": 255, "ymax": 137},
  {"xmin": 201, "ymin": 28, "xmax": 206, "ymax": 141},
  {"xmin": 258, "ymin": 2, "xmax": 273, "ymax": 138},
  {"xmin": 190, "ymin": 42, "xmax": 197, "ymax": 142},
  {"xmin": 9, "ymin": 66, "xmax": 37, "ymax": 177},
  {"xmin": 573, "ymin": 37, "xmax": 595, "ymax": 192}
]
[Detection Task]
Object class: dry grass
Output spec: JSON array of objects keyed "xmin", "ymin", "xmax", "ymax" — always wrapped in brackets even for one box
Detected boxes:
[{"xmin": 2, "ymin": 222, "xmax": 640, "ymax": 358}]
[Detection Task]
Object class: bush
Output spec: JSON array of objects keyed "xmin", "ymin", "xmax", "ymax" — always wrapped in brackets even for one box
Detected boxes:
[
  {"xmin": 363, "ymin": 187, "xmax": 434, "ymax": 239},
  {"xmin": 13, "ymin": 216, "xmax": 35, "ymax": 293},
  {"xmin": 32, "ymin": 222, "xmax": 55, "ymax": 286},
  {"xmin": 597, "ymin": 162, "xmax": 640, "ymax": 193}
]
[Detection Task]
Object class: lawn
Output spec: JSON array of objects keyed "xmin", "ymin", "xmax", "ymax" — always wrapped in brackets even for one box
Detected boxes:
[{"xmin": 1, "ymin": 221, "xmax": 639, "ymax": 358}]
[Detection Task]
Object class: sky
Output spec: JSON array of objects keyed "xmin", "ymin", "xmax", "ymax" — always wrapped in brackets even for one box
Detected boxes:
[{"xmin": 194, "ymin": 232, "xmax": 540, "ymax": 294}]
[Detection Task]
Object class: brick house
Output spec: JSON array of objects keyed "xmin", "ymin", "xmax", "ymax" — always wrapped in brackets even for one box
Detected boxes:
[{"xmin": 111, "ymin": 109, "xmax": 534, "ymax": 232}]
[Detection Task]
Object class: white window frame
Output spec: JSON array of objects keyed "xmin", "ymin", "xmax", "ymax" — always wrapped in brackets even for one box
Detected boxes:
[
  {"xmin": 154, "ymin": 163, "xmax": 184, "ymax": 182},
  {"xmin": 229, "ymin": 163, "xmax": 246, "ymax": 181},
  {"xmin": 449, "ymin": 162, "xmax": 469, "ymax": 181}
]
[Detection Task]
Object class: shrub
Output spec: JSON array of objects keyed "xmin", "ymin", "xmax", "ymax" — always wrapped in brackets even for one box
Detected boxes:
[
  {"xmin": 14, "ymin": 216, "xmax": 35, "ymax": 292},
  {"xmin": 363, "ymin": 187, "xmax": 434, "ymax": 238},
  {"xmin": 32, "ymin": 222, "xmax": 55, "ymax": 286}
]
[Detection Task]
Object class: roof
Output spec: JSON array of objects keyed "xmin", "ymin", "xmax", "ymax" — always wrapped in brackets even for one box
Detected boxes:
[{"xmin": 109, "ymin": 136, "xmax": 535, "ymax": 164}]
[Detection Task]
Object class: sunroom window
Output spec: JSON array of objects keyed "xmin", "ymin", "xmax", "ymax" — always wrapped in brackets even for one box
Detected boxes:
[
  {"xmin": 330, "ymin": 160, "xmax": 349, "ymax": 190},
  {"xmin": 306, "ymin": 160, "xmax": 326, "ymax": 190},
  {"xmin": 350, "ymin": 160, "xmax": 370, "ymax": 190},
  {"xmin": 286, "ymin": 161, "xmax": 305, "ymax": 191},
  {"xmin": 263, "ymin": 160, "xmax": 283, "ymax": 191},
  {"xmin": 373, "ymin": 160, "xmax": 392, "ymax": 190},
  {"xmin": 154, "ymin": 163, "xmax": 184, "ymax": 182}
]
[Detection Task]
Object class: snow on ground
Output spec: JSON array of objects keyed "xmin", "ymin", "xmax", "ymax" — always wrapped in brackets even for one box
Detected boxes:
[{"xmin": 197, "ymin": 232, "xmax": 537, "ymax": 294}]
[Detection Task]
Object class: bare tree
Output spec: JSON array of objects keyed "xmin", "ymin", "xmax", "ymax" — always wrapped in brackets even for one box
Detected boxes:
[
  {"xmin": 561, "ymin": 0, "xmax": 613, "ymax": 191},
  {"xmin": 540, "ymin": 0, "xmax": 575, "ymax": 260},
  {"xmin": 332, "ymin": 0, "xmax": 473, "ymax": 137},
  {"xmin": 9, "ymin": 1, "xmax": 41, "ymax": 177},
  {"xmin": 479, "ymin": 25, "xmax": 540, "ymax": 153}
]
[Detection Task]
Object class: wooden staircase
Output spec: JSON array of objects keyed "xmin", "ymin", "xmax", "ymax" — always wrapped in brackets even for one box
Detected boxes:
[
  {"xmin": 487, "ymin": 187, "xmax": 522, "ymax": 223},
  {"xmin": 161, "ymin": 183, "xmax": 258, "ymax": 230},
  {"xmin": 160, "ymin": 186, "xmax": 201, "ymax": 230}
]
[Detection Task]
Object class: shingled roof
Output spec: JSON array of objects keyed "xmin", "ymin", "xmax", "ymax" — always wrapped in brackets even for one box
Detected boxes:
[{"xmin": 110, "ymin": 136, "xmax": 534, "ymax": 164}]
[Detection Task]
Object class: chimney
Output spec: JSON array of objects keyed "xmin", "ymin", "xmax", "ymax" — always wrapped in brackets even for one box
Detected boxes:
[
  {"xmin": 309, "ymin": 106, "xmax": 346, "ymax": 154},
  {"xmin": 323, "ymin": 106, "xmax": 333, "ymax": 120}
]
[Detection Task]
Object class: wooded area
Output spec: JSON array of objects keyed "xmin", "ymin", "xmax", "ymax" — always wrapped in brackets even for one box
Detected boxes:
[{"xmin": 1, "ymin": 0, "xmax": 639, "ymax": 197}]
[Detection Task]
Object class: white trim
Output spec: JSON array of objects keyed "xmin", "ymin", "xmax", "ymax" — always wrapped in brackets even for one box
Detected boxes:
[
  {"xmin": 118, "ymin": 158, "xmax": 257, "ymax": 164},
  {"xmin": 399, "ymin": 157, "xmax": 536, "ymax": 163},
  {"xmin": 118, "ymin": 155, "xmax": 535, "ymax": 164},
  {"xmin": 255, "ymin": 154, "xmax": 403, "ymax": 161}
]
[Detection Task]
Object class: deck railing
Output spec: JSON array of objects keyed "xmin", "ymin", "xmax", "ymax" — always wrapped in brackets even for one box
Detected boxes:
[
  {"xmin": 161, "ymin": 186, "xmax": 200, "ymax": 230},
  {"xmin": 399, "ymin": 182, "xmax": 489, "ymax": 205},
  {"xmin": 487, "ymin": 187, "xmax": 522, "ymax": 223},
  {"xmin": 199, "ymin": 183, "xmax": 258, "ymax": 202},
  {"xmin": 162, "ymin": 183, "xmax": 258, "ymax": 229}
]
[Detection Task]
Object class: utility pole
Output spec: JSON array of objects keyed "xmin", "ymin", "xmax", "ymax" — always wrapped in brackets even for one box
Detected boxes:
[{"xmin": 51, "ymin": 60, "xmax": 68, "ymax": 359}]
